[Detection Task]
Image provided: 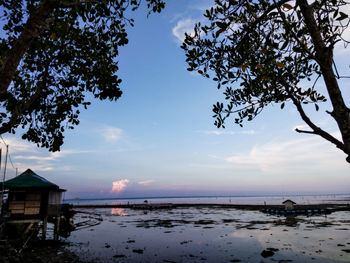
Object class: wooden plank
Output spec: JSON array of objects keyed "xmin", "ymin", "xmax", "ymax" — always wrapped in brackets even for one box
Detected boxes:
[
  {"xmin": 9, "ymin": 202, "xmax": 25, "ymax": 210},
  {"xmin": 24, "ymin": 207, "xmax": 40, "ymax": 215},
  {"xmin": 7, "ymin": 219, "xmax": 41, "ymax": 224},
  {"xmin": 26, "ymin": 192, "xmax": 41, "ymax": 201},
  {"xmin": 11, "ymin": 209, "xmax": 25, "ymax": 214},
  {"xmin": 25, "ymin": 201, "xmax": 41, "ymax": 208}
]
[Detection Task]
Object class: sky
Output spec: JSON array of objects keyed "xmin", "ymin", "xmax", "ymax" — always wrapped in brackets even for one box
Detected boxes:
[{"xmin": 1, "ymin": 0, "xmax": 349, "ymax": 199}]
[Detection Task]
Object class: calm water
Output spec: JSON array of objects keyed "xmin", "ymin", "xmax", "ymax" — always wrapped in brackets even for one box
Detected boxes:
[
  {"xmin": 64, "ymin": 194, "xmax": 350, "ymax": 206},
  {"xmin": 65, "ymin": 207, "xmax": 350, "ymax": 263},
  {"xmin": 59, "ymin": 195, "xmax": 350, "ymax": 262}
]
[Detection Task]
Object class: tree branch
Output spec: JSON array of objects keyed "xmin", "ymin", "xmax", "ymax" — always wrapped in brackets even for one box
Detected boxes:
[
  {"xmin": 279, "ymin": 75, "xmax": 345, "ymax": 152},
  {"xmin": 0, "ymin": 0, "xmax": 58, "ymax": 95},
  {"xmin": 274, "ymin": 0, "xmax": 316, "ymax": 61},
  {"xmin": 297, "ymin": 0, "xmax": 350, "ymax": 162},
  {"xmin": 59, "ymin": 0, "xmax": 100, "ymax": 8},
  {"xmin": 295, "ymin": 128, "xmax": 316, "ymax": 134}
]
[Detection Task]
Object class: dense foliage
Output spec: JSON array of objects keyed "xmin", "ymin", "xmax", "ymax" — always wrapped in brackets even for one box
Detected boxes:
[
  {"xmin": 182, "ymin": 0, "xmax": 350, "ymax": 162},
  {"xmin": 0, "ymin": 0, "xmax": 164, "ymax": 151}
]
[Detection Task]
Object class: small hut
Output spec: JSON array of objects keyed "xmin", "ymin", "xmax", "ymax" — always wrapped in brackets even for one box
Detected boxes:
[
  {"xmin": 282, "ymin": 199, "xmax": 296, "ymax": 210},
  {"xmin": 1, "ymin": 169, "xmax": 66, "ymax": 239}
]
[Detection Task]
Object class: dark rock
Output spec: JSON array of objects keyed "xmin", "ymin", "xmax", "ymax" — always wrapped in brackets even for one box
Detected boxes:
[
  {"xmin": 261, "ymin": 250, "xmax": 274, "ymax": 258},
  {"xmin": 133, "ymin": 249, "xmax": 144, "ymax": 254},
  {"xmin": 113, "ymin": 254, "xmax": 126, "ymax": 258}
]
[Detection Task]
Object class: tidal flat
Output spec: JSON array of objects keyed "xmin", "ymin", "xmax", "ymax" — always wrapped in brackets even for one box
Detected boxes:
[{"xmin": 63, "ymin": 207, "xmax": 350, "ymax": 262}]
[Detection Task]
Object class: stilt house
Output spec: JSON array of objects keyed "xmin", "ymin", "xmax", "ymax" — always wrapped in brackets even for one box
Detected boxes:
[
  {"xmin": 2, "ymin": 169, "xmax": 65, "ymax": 218},
  {"xmin": 282, "ymin": 199, "xmax": 296, "ymax": 210},
  {"xmin": 1, "ymin": 169, "xmax": 66, "ymax": 239}
]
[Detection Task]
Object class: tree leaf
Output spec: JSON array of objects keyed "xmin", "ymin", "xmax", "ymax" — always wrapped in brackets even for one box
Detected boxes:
[
  {"xmin": 275, "ymin": 62, "xmax": 286, "ymax": 68},
  {"xmin": 50, "ymin": 33, "xmax": 57, "ymax": 40},
  {"xmin": 241, "ymin": 62, "xmax": 249, "ymax": 72},
  {"xmin": 283, "ymin": 3, "xmax": 293, "ymax": 10}
]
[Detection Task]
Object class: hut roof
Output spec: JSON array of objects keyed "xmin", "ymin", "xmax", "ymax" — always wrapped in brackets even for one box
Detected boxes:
[
  {"xmin": 1, "ymin": 169, "xmax": 64, "ymax": 190},
  {"xmin": 282, "ymin": 199, "xmax": 296, "ymax": 204}
]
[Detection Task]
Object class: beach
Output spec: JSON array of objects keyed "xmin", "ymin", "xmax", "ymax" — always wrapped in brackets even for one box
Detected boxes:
[{"xmin": 62, "ymin": 201, "xmax": 350, "ymax": 262}]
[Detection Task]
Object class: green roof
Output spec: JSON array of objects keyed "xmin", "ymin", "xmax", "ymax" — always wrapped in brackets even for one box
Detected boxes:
[{"xmin": 1, "ymin": 169, "xmax": 60, "ymax": 190}]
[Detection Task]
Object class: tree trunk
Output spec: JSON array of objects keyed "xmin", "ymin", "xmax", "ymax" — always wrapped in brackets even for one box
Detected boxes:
[
  {"xmin": 297, "ymin": 0, "xmax": 350, "ymax": 162},
  {"xmin": 0, "ymin": 0, "xmax": 58, "ymax": 94}
]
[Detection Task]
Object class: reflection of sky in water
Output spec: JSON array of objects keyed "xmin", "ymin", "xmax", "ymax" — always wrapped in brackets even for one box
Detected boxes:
[
  {"xmin": 66, "ymin": 209, "xmax": 350, "ymax": 263},
  {"xmin": 110, "ymin": 208, "xmax": 128, "ymax": 216}
]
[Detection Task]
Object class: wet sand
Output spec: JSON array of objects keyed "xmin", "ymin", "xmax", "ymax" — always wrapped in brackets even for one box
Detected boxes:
[{"xmin": 62, "ymin": 206, "xmax": 350, "ymax": 262}]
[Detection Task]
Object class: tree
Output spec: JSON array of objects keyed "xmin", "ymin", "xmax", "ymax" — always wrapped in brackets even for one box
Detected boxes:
[
  {"xmin": 182, "ymin": 0, "xmax": 350, "ymax": 163},
  {"xmin": 0, "ymin": 0, "xmax": 165, "ymax": 151}
]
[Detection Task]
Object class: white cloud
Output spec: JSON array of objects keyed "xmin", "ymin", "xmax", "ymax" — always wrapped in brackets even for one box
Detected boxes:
[
  {"xmin": 224, "ymin": 136, "xmax": 347, "ymax": 173},
  {"xmin": 14, "ymin": 149, "xmax": 90, "ymax": 161},
  {"xmin": 16, "ymin": 164, "xmax": 54, "ymax": 172},
  {"xmin": 189, "ymin": 1, "xmax": 214, "ymax": 11},
  {"xmin": 100, "ymin": 126, "xmax": 124, "ymax": 143},
  {"xmin": 0, "ymin": 137, "xmax": 37, "ymax": 153},
  {"xmin": 110, "ymin": 179, "xmax": 129, "ymax": 193},
  {"xmin": 138, "ymin": 180, "xmax": 154, "ymax": 186},
  {"xmin": 172, "ymin": 18, "xmax": 196, "ymax": 43}
]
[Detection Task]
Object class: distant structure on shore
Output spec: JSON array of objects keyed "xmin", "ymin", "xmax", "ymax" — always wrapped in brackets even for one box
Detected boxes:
[
  {"xmin": 0, "ymin": 169, "xmax": 66, "ymax": 240},
  {"xmin": 282, "ymin": 199, "xmax": 296, "ymax": 210}
]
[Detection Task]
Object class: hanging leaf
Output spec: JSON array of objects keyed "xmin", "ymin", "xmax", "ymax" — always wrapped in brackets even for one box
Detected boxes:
[
  {"xmin": 283, "ymin": 3, "xmax": 293, "ymax": 10},
  {"xmin": 216, "ymin": 28, "xmax": 225, "ymax": 37},
  {"xmin": 50, "ymin": 33, "xmax": 57, "ymax": 40},
  {"xmin": 241, "ymin": 62, "xmax": 250, "ymax": 72},
  {"xmin": 275, "ymin": 62, "xmax": 286, "ymax": 68}
]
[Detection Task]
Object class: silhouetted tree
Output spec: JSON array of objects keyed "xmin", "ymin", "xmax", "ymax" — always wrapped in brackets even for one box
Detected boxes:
[
  {"xmin": 0, "ymin": 0, "xmax": 164, "ymax": 151},
  {"xmin": 182, "ymin": 0, "xmax": 350, "ymax": 163}
]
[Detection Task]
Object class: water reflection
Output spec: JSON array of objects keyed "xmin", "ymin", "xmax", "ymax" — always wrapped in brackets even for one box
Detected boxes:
[{"xmin": 111, "ymin": 208, "xmax": 128, "ymax": 216}]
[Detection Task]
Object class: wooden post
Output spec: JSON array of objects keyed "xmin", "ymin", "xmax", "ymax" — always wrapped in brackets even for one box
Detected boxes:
[
  {"xmin": 54, "ymin": 216, "xmax": 60, "ymax": 241},
  {"xmin": 42, "ymin": 216, "xmax": 47, "ymax": 240}
]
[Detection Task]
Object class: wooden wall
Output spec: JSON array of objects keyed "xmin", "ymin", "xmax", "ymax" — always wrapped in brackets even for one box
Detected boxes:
[
  {"xmin": 48, "ymin": 191, "xmax": 63, "ymax": 216},
  {"xmin": 8, "ymin": 191, "xmax": 41, "ymax": 215}
]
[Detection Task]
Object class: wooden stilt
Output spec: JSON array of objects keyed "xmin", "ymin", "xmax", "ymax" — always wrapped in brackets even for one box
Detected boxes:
[
  {"xmin": 24, "ymin": 223, "xmax": 34, "ymax": 234},
  {"xmin": 54, "ymin": 216, "xmax": 60, "ymax": 240},
  {"xmin": 42, "ymin": 216, "xmax": 47, "ymax": 240}
]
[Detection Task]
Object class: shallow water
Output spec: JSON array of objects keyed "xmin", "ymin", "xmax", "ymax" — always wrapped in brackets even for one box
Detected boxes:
[
  {"xmin": 65, "ymin": 194, "xmax": 350, "ymax": 206},
  {"xmin": 65, "ymin": 207, "xmax": 350, "ymax": 262}
]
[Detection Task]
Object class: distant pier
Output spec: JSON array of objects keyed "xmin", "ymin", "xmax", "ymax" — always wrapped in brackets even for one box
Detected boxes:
[{"xmin": 71, "ymin": 203, "xmax": 350, "ymax": 213}]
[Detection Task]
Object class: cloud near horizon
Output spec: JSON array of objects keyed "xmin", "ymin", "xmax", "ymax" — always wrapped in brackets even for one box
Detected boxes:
[
  {"xmin": 138, "ymin": 180, "xmax": 154, "ymax": 186},
  {"xmin": 111, "ymin": 179, "xmax": 130, "ymax": 193}
]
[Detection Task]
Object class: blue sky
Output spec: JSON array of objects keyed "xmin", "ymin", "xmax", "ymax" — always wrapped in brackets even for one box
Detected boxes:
[{"xmin": 1, "ymin": 0, "xmax": 349, "ymax": 199}]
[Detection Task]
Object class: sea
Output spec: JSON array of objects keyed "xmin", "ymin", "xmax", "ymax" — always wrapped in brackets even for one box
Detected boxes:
[
  {"xmin": 59, "ymin": 194, "xmax": 350, "ymax": 262},
  {"xmin": 63, "ymin": 194, "xmax": 350, "ymax": 206}
]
